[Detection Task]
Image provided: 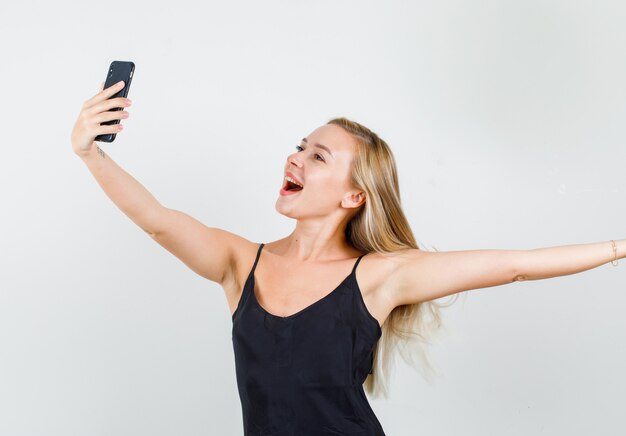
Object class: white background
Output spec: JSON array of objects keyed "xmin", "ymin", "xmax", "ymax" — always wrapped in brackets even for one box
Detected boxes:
[{"xmin": 1, "ymin": 0, "xmax": 624, "ymax": 435}]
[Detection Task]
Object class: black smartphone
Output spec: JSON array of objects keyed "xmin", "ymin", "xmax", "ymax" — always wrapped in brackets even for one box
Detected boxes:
[{"xmin": 95, "ymin": 60, "xmax": 135, "ymax": 143}]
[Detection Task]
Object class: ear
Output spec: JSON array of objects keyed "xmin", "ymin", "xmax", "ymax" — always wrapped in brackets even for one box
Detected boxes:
[{"xmin": 341, "ymin": 191, "xmax": 366, "ymax": 209}]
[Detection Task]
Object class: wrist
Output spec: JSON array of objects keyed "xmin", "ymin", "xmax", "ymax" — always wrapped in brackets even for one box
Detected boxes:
[
  {"xmin": 610, "ymin": 239, "xmax": 625, "ymax": 266},
  {"xmin": 74, "ymin": 143, "xmax": 97, "ymax": 159}
]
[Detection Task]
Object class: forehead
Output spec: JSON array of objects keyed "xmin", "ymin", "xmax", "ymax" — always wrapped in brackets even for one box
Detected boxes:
[{"xmin": 305, "ymin": 124, "xmax": 357, "ymax": 156}]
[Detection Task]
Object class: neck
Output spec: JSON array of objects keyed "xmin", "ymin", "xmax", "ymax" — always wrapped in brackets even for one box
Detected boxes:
[{"xmin": 273, "ymin": 218, "xmax": 359, "ymax": 262}]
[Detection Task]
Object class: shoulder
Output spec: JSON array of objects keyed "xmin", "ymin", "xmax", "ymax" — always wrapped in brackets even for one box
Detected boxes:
[
  {"xmin": 358, "ymin": 247, "xmax": 427, "ymax": 306},
  {"xmin": 360, "ymin": 247, "xmax": 420, "ymax": 274},
  {"xmin": 221, "ymin": 238, "xmax": 264, "ymax": 297}
]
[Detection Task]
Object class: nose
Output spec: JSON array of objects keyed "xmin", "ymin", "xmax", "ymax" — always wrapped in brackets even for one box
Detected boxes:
[{"xmin": 289, "ymin": 155, "xmax": 302, "ymax": 168}]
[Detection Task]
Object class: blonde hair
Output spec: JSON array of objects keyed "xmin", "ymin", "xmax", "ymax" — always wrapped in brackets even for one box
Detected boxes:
[{"xmin": 327, "ymin": 116, "xmax": 461, "ymax": 399}]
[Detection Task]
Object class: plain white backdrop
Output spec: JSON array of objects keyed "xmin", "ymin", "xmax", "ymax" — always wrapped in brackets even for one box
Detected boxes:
[{"xmin": 1, "ymin": 0, "xmax": 624, "ymax": 434}]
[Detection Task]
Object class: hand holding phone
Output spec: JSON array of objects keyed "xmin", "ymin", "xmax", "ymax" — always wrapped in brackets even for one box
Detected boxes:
[
  {"xmin": 71, "ymin": 61, "xmax": 135, "ymax": 155},
  {"xmin": 95, "ymin": 61, "xmax": 135, "ymax": 142}
]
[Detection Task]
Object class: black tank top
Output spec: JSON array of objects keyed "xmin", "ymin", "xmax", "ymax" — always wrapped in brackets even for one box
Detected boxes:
[{"xmin": 231, "ymin": 243, "xmax": 386, "ymax": 435}]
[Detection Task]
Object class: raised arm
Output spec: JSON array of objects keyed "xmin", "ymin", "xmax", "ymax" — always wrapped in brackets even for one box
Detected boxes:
[
  {"xmin": 71, "ymin": 81, "xmax": 240, "ymax": 285},
  {"xmin": 388, "ymin": 239, "xmax": 624, "ymax": 306}
]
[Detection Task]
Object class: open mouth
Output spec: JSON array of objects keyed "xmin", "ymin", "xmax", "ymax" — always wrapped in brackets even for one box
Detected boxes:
[{"xmin": 282, "ymin": 176, "xmax": 304, "ymax": 192}]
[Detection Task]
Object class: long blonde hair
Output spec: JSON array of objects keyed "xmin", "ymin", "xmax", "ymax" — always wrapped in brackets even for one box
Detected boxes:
[{"xmin": 327, "ymin": 117, "xmax": 460, "ymax": 399}]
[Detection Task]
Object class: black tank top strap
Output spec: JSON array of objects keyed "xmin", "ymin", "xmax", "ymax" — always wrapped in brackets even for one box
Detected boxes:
[
  {"xmin": 231, "ymin": 243, "xmax": 265, "ymax": 322},
  {"xmin": 351, "ymin": 251, "xmax": 368, "ymax": 275},
  {"xmin": 251, "ymin": 243, "xmax": 265, "ymax": 273}
]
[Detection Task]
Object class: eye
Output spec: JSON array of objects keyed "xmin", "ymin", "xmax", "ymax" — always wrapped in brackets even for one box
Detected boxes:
[{"xmin": 295, "ymin": 145, "xmax": 325, "ymax": 162}]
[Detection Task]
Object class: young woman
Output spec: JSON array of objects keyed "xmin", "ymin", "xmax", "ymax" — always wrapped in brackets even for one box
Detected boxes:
[{"xmin": 71, "ymin": 80, "xmax": 624, "ymax": 435}]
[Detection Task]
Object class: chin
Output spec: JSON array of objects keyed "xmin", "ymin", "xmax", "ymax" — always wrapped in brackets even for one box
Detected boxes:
[
  {"xmin": 276, "ymin": 200, "xmax": 306, "ymax": 220},
  {"xmin": 275, "ymin": 200, "xmax": 293, "ymax": 218}
]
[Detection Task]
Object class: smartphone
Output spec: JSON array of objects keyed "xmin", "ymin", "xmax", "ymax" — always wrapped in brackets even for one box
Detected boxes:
[{"xmin": 95, "ymin": 61, "xmax": 135, "ymax": 142}]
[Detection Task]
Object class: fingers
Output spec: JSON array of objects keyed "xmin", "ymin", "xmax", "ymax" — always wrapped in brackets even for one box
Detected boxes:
[
  {"xmin": 84, "ymin": 80, "xmax": 126, "ymax": 109},
  {"xmin": 86, "ymin": 96, "xmax": 132, "ymax": 118},
  {"xmin": 95, "ymin": 121, "xmax": 125, "ymax": 136},
  {"xmin": 94, "ymin": 108, "xmax": 130, "ymax": 124}
]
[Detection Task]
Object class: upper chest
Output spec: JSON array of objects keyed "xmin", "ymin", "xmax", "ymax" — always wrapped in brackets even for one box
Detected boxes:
[{"xmin": 226, "ymin": 247, "xmax": 397, "ymax": 329}]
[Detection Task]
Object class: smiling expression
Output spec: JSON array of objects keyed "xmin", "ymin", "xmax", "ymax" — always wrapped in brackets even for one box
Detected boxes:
[{"xmin": 275, "ymin": 124, "xmax": 365, "ymax": 219}]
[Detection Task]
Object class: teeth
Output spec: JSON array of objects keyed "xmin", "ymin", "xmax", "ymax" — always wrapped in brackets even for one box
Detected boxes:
[{"xmin": 284, "ymin": 176, "xmax": 303, "ymax": 188}]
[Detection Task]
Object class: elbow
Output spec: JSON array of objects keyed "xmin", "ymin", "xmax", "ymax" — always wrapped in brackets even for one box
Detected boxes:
[
  {"xmin": 513, "ymin": 273, "xmax": 528, "ymax": 282},
  {"xmin": 511, "ymin": 250, "xmax": 529, "ymax": 282},
  {"xmin": 512, "ymin": 264, "xmax": 530, "ymax": 282}
]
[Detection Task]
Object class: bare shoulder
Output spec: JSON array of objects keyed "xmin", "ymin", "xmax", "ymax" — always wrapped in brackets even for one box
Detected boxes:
[
  {"xmin": 220, "ymin": 237, "xmax": 264, "ymax": 302},
  {"xmin": 357, "ymin": 247, "xmax": 426, "ymax": 325},
  {"xmin": 377, "ymin": 247, "xmax": 431, "ymax": 303},
  {"xmin": 148, "ymin": 207, "xmax": 258, "ymax": 286},
  {"xmin": 361, "ymin": 247, "xmax": 422, "ymax": 287}
]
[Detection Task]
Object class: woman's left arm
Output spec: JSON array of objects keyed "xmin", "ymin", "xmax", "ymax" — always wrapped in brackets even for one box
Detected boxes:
[
  {"xmin": 507, "ymin": 239, "xmax": 623, "ymax": 281},
  {"xmin": 389, "ymin": 239, "xmax": 625, "ymax": 306}
]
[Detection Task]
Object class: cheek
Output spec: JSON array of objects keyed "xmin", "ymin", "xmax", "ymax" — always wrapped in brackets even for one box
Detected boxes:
[
  {"xmin": 309, "ymin": 177, "xmax": 346, "ymax": 199},
  {"xmin": 305, "ymin": 168, "xmax": 350, "ymax": 195}
]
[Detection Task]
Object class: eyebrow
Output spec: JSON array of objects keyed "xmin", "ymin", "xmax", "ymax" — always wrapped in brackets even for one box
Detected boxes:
[{"xmin": 301, "ymin": 137, "xmax": 334, "ymax": 159}]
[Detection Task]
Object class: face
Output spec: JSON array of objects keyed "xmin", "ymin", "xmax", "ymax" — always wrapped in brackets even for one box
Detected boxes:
[{"xmin": 275, "ymin": 124, "xmax": 365, "ymax": 219}]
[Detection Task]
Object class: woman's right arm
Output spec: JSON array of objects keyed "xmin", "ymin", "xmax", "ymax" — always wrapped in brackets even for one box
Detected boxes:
[
  {"xmin": 71, "ymin": 81, "xmax": 242, "ymax": 285},
  {"xmin": 75, "ymin": 143, "xmax": 163, "ymax": 236}
]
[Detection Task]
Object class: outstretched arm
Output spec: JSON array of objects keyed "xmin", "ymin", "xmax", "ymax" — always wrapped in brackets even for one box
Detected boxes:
[
  {"xmin": 389, "ymin": 239, "xmax": 624, "ymax": 306},
  {"xmin": 71, "ymin": 82, "xmax": 240, "ymax": 285}
]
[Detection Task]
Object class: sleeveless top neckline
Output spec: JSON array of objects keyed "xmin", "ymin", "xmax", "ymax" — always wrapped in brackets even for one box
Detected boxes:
[{"xmin": 232, "ymin": 243, "xmax": 381, "ymax": 332}]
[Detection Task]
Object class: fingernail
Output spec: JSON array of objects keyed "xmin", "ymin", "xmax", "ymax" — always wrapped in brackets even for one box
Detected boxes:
[{"xmin": 118, "ymin": 80, "xmax": 125, "ymax": 86}]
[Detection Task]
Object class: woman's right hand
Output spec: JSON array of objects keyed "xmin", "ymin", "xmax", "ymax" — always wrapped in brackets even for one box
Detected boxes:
[{"xmin": 71, "ymin": 80, "xmax": 132, "ymax": 155}]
